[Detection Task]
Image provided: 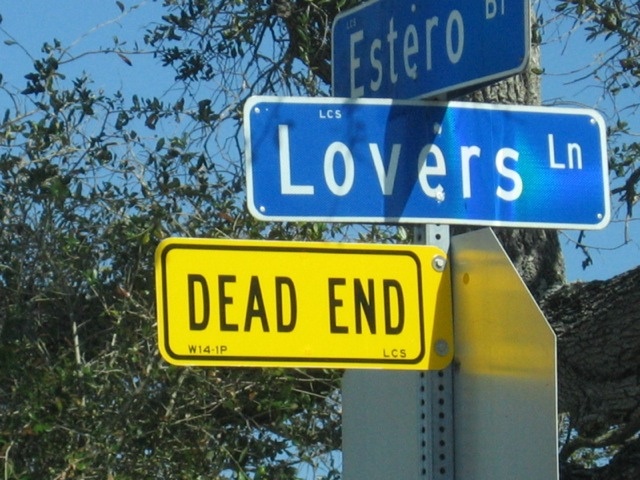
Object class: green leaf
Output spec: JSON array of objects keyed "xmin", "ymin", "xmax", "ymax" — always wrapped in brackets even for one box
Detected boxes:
[
  {"xmin": 117, "ymin": 52, "xmax": 133, "ymax": 66},
  {"xmin": 555, "ymin": 2, "xmax": 568, "ymax": 12},
  {"xmin": 33, "ymin": 423, "xmax": 53, "ymax": 433}
]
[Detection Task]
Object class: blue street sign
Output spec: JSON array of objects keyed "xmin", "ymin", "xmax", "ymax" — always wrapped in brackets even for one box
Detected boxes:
[
  {"xmin": 243, "ymin": 96, "xmax": 610, "ymax": 230},
  {"xmin": 332, "ymin": 0, "xmax": 529, "ymax": 99}
]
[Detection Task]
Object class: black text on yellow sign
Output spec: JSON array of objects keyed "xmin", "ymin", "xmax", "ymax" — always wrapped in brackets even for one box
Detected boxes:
[{"xmin": 155, "ymin": 238, "xmax": 453, "ymax": 370}]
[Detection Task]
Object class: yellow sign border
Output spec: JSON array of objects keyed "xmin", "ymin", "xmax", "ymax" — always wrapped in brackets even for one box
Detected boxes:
[{"xmin": 155, "ymin": 238, "xmax": 453, "ymax": 370}]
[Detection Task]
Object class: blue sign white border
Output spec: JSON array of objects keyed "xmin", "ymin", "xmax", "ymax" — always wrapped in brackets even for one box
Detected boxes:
[
  {"xmin": 331, "ymin": 0, "xmax": 530, "ymax": 100},
  {"xmin": 243, "ymin": 96, "xmax": 610, "ymax": 230}
]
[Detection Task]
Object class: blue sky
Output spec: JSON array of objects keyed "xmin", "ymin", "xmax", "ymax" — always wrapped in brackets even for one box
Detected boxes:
[
  {"xmin": 538, "ymin": 1, "xmax": 640, "ymax": 281},
  {"xmin": 0, "ymin": 1, "xmax": 171, "ymax": 97},
  {"xmin": 1, "ymin": 0, "xmax": 638, "ymax": 282}
]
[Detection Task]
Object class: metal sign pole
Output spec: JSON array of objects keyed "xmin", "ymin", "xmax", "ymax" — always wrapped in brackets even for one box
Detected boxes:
[
  {"xmin": 415, "ymin": 225, "xmax": 454, "ymax": 480},
  {"xmin": 342, "ymin": 225, "xmax": 453, "ymax": 480}
]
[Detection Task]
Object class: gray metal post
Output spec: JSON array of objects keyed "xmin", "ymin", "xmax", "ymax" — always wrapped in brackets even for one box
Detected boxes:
[{"xmin": 342, "ymin": 225, "xmax": 454, "ymax": 480}]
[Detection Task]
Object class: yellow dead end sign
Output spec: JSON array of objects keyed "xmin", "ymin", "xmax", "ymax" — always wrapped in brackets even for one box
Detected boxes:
[{"xmin": 155, "ymin": 238, "xmax": 453, "ymax": 370}]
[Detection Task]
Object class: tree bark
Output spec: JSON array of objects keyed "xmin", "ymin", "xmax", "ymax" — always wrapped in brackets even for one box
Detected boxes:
[{"xmin": 541, "ymin": 265, "xmax": 640, "ymax": 472}]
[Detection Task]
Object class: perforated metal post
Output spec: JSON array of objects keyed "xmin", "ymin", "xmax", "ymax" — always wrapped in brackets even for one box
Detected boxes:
[
  {"xmin": 415, "ymin": 225, "xmax": 454, "ymax": 480},
  {"xmin": 342, "ymin": 225, "xmax": 454, "ymax": 480}
]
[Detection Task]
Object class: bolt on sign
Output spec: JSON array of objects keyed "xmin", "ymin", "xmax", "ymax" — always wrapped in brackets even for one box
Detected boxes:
[{"xmin": 155, "ymin": 238, "xmax": 453, "ymax": 370}]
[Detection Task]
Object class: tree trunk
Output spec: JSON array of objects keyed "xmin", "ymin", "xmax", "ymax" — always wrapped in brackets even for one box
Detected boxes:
[{"xmin": 542, "ymin": 265, "xmax": 640, "ymax": 478}]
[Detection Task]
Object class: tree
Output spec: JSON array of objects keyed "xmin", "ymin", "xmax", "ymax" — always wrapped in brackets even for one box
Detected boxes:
[
  {"xmin": 0, "ymin": 0, "xmax": 639, "ymax": 478},
  {"xmin": 0, "ymin": 2, "xmax": 346, "ymax": 478}
]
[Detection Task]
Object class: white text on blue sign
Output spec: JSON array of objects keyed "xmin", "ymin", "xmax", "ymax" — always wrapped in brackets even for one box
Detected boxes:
[
  {"xmin": 244, "ymin": 97, "xmax": 609, "ymax": 229},
  {"xmin": 332, "ymin": 0, "xmax": 528, "ymax": 99}
]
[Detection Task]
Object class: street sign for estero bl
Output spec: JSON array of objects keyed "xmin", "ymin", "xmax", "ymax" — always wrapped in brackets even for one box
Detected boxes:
[
  {"xmin": 244, "ymin": 96, "xmax": 610, "ymax": 230},
  {"xmin": 155, "ymin": 238, "xmax": 453, "ymax": 370},
  {"xmin": 332, "ymin": 0, "xmax": 529, "ymax": 99}
]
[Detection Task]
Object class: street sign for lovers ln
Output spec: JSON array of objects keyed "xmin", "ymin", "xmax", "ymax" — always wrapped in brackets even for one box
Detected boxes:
[
  {"xmin": 155, "ymin": 238, "xmax": 453, "ymax": 370},
  {"xmin": 244, "ymin": 96, "xmax": 610, "ymax": 230}
]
